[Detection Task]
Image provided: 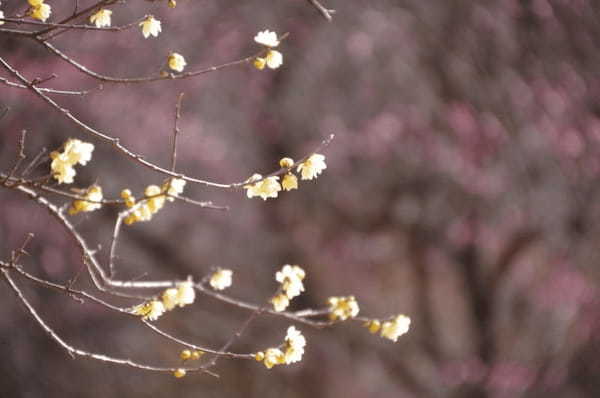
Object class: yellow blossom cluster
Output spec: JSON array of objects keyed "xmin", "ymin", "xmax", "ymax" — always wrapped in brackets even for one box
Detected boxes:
[
  {"xmin": 327, "ymin": 296, "xmax": 360, "ymax": 321},
  {"xmin": 270, "ymin": 265, "xmax": 306, "ymax": 312},
  {"xmin": 253, "ymin": 30, "xmax": 283, "ymax": 70},
  {"xmin": 140, "ymin": 15, "xmax": 161, "ymax": 38},
  {"xmin": 132, "ymin": 281, "xmax": 195, "ymax": 321},
  {"xmin": 209, "ymin": 269, "xmax": 233, "ymax": 291},
  {"xmin": 173, "ymin": 348, "xmax": 205, "ymax": 378},
  {"xmin": 254, "ymin": 326, "xmax": 306, "ymax": 369},
  {"xmin": 244, "ymin": 174, "xmax": 281, "ymax": 200},
  {"xmin": 89, "ymin": 8, "xmax": 112, "ymax": 28},
  {"xmin": 28, "ymin": 0, "xmax": 51, "ymax": 22},
  {"xmin": 167, "ymin": 52, "xmax": 187, "ymax": 72},
  {"xmin": 364, "ymin": 314, "xmax": 411, "ymax": 342},
  {"xmin": 50, "ymin": 139, "xmax": 94, "ymax": 184},
  {"xmin": 243, "ymin": 154, "xmax": 326, "ymax": 200},
  {"xmin": 68, "ymin": 185, "xmax": 103, "ymax": 215},
  {"xmin": 180, "ymin": 348, "xmax": 204, "ymax": 361},
  {"xmin": 121, "ymin": 178, "xmax": 186, "ymax": 225}
]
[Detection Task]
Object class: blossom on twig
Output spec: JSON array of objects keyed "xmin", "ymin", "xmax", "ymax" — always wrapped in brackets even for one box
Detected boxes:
[
  {"xmin": 140, "ymin": 15, "xmax": 161, "ymax": 38},
  {"xmin": 90, "ymin": 9, "xmax": 112, "ymax": 28}
]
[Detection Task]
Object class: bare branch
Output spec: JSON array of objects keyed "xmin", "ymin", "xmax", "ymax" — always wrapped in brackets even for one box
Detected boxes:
[
  {"xmin": 170, "ymin": 93, "xmax": 185, "ymax": 172},
  {"xmin": 306, "ymin": 0, "xmax": 335, "ymax": 21}
]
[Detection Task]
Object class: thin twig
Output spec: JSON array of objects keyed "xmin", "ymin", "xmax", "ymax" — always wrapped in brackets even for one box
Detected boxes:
[
  {"xmin": 0, "ymin": 55, "xmax": 335, "ymax": 190},
  {"xmin": 201, "ymin": 310, "xmax": 262, "ymax": 372},
  {"xmin": 22, "ymin": 147, "xmax": 47, "ymax": 176},
  {"xmin": 0, "ymin": 268, "xmax": 215, "ymax": 376},
  {"xmin": 41, "ymin": 40, "xmax": 264, "ymax": 84},
  {"xmin": 0, "ymin": 16, "xmax": 143, "ymax": 32},
  {"xmin": 170, "ymin": 93, "xmax": 185, "ymax": 172},
  {"xmin": 1, "ymin": 76, "xmax": 100, "ymax": 96},
  {"xmin": 142, "ymin": 321, "xmax": 254, "ymax": 360},
  {"xmin": 306, "ymin": 0, "xmax": 335, "ymax": 21},
  {"xmin": 1, "ymin": 129, "xmax": 27, "ymax": 185}
]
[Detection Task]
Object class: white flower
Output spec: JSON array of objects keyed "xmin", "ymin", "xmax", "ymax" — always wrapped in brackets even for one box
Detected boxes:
[
  {"xmin": 276, "ymin": 264, "xmax": 305, "ymax": 299},
  {"xmin": 328, "ymin": 296, "xmax": 360, "ymax": 321},
  {"xmin": 161, "ymin": 281, "xmax": 195, "ymax": 310},
  {"xmin": 161, "ymin": 288, "xmax": 179, "ymax": 311},
  {"xmin": 281, "ymin": 173, "xmax": 298, "ymax": 191},
  {"xmin": 176, "ymin": 281, "xmax": 195, "ymax": 306},
  {"xmin": 63, "ymin": 139, "xmax": 94, "ymax": 166},
  {"xmin": 0, "ymin": 11, "xmax": 5, "ymax": 26},
  {"xmin": 244, "ymin": 174, "xmax": 282, "ymax": 200},
  {"xmin": 162, "ymin": 177, "xmax": 186, "ymax": 201},
  {"xmin": 133, "ymin": 300, "xmax": 165, "ymax": 321},
  {"xmin": 68, "ymin": 185, "xmax": 103, "ymax": 215},
  {"xmin": 49, "ymin": 139, "xmax": 94, "ymax": 184},
  {"xmin": 262, "ymin": 348, "xmax": 285, "ymax": 369},
  {"xmin": 270, "ymin": 293, "xmax": 290, "ymax": 312},
  {"xmin": 90, "ymin": 9, "xmax": 112, "ymax": 28},
  {"xmin": 380, "ymin": 315, "xmax": 411, "ymax": 342},
  {"xmin": 140, "ymin": 15, "xmax": 161, "ymax": 38},
  {"xmin": 254, "ymin": 30, "xmax": 280, "ymax": 47},
  {"xmin": 297, "ymin": 154, "xmax": 327, "ymax": 180},
  {"xmin": 167, "ymin": 53, "xmax": 187, "ymax": 72},
  {"xmin": 284, "ymin": 326, "xmax": 306, "ymax": 364},
  {"xmin": 209, "ymin": 269, "xmax": 233, "ymax": 291},
  {"xmin": 265, "ymin": 50, "xmax": 283, "ymax": 69}
]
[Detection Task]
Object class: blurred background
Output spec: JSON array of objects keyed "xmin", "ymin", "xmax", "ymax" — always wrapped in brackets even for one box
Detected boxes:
[{"xmin": 2, "ymin": 0, "xmax": 600, "ymax": 396}]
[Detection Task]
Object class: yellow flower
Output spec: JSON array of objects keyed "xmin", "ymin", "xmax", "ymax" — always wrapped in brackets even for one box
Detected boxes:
[
  {"xmin": 209, "ymin": 269, "xmax": 233, "ymax": 291},
  {"xmin": 270, "ymin": 293, "xmax": 289, "ymax": 312},
  {"xmin": 173, "ymin": 368, "xmax": 186, "ymax": 378},
  {"xmin": 276, "ymin": 264, "xmax": 305, "ymax": 299},
  {"xmin": 123, "ymin": 180, "xmax": 181, "ymax": 225},
  {"xmin": 68, "ymin": 185, "xmax": 103, "ymax": 215},
  {"xmin": 49, "ymin": 153, "xmax": 76, "ymax": 184},
  {"xmin": 297, "ymin": 154, "xmax": 327, "ymax": 180},
  {"xmin": 162, "ymin": 281, "xmax": 195, "ymax": 310},
  {"xmin": 244, "ymin": 174, "xmax": 282, "ymax": 200},
  {"xmin": 279, "ymin": 157, "xmax": 294, "ymax": 168},
  {"xmin": 190, "ymin": 350, "xmax": 204, "ymax": 360},
  {"xmin": 253, "ymin": 57, "xmax": 266, "ymax": 70},
  {"xmin": 30, "ymin": 3, "xmax": 51, "ymax": 21},
  {"xmin": 167, "ymin": 53, "xmax": 187, "ymax": 73},
  {"xmin": 281, "ymin": 173, "xmax": 298, "ymax": 191},
  {"xmin": 254, "ymin": 351, "xmax": 265, "ymax": 361},
  {"xmin": 90, "ymin": 9, "xmax": 112, "ymax": 28},
  {"xmin": 328, "ymin": 296, "xmax": 360, "ymax": 321},
  {"xmin": 168, "ymin": 0, "xmax": 177, "ymax": 8},
  {"xmin": 0, "ymin": 11, "xmax": 5, "ymax": 26},
  {"xmin": 180, "ymin": 349, "xmax": 192, "ymax": 360},
  {"xmin": 132, "ymin": 300, "xmax": 165, "ymax": 321},
  {"xmin": 144, "ymin": 184, "xmax": 166, "ymax": 212},
  {"xmin": 254, "ymin": 30, "xmax": 280, "ymax": 47},
  {"xmin": 262, "ymin": 348, "xmax": 285, "ymax": 369},
  {"xmin": 139, "ymin": 15, "xmax": 161, "ymax": 38},
  {"xmin": 265, "ymin": 50, "xmax": 283, "ymax": 69},
  {"xmin": 28, "ymin": 0, "xmax": 44, "ymax": 6},
  {"xmin": 283, "ymin": 326, "xmax": 306, "ymax": 364},
  {"xmin": 364, "ymin": 319, "xmax": 381, "ymax": 334},
  {"xmin": 120, "ymin": 189, "xmax": 136, "ymax": 208},
  {"xmin": 380, "ymin": 315, "xmax": 411, "ymax": 342}
]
